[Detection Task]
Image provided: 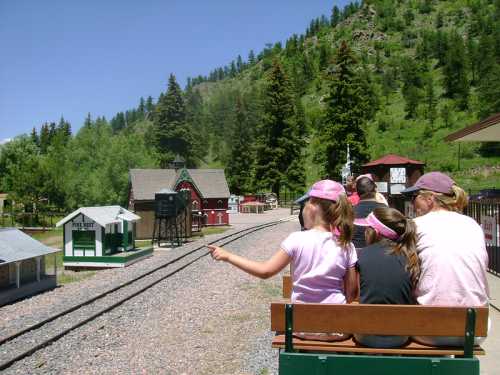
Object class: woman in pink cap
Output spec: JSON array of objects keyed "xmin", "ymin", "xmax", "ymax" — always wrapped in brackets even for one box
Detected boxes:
[
  {"xmin": 208, "ymin": 179, "xmax": 358, "ymax": 308},
  {"xmin": 354, "ymin": 207, "xmax": 420, "ymax": 348},
  {"xmin": 402, "ymin": 171, "xmax": 489, "ymax": 346}
]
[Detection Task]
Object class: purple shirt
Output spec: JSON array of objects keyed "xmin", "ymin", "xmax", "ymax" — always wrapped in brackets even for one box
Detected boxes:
[{"xmin": 281, "ymin": 229, "xmax": 357, "ymax": 303}]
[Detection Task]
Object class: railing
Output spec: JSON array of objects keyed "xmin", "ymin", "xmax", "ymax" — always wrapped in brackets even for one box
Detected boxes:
[{"xmin": 464, "ymin": 200, "xmax": 500, "ymax": 275}]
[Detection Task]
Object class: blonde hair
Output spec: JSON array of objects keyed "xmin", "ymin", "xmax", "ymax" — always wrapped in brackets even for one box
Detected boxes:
[
  {"xmin": 365, "ymin": 207, "xmax": 421, "ymax": 289},
  {"xmin": 419, "ymin": 185, "xmax": 468, "ymax": 212},
  {"xmin": 309, "ymin": 194, "xmax": 354, "ymax": 248}
]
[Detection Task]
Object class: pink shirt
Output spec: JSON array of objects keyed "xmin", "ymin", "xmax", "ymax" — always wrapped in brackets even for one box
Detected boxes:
[
  {"xmin": 414, "ymin": 210, "xmax": 489, "ymax": 306},
  {"xmin": 281, "ymin": 229, "xmax": 357, "ymax": 304},
  {"xmin": 348, "ymin": 192, "xmax": 360, "ymax": 205}
]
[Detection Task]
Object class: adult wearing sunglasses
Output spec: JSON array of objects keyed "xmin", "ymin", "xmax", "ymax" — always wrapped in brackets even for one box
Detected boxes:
[{"xmin": 402, "ymin": 172, "xmax": 490, "ymax": 346}]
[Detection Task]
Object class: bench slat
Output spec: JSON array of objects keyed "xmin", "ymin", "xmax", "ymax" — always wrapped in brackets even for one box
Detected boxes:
[
  {"xmin": 272, "ymin": 335, "xmax": 486, "ymax": 356},
  {"xmin": 271, "ymin": 302, "xmax": 489, "ymax": 336}
]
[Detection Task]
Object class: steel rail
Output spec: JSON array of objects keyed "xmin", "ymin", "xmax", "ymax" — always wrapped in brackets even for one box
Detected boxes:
[{"xmin": 0, "ymin": 217, "xmax": 293, "ymax": 371}]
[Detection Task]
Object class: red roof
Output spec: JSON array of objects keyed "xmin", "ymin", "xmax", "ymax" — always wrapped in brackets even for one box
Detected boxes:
[{"xmin": 363, "ymin": 154, "xmax": 425, "ymax": 167}]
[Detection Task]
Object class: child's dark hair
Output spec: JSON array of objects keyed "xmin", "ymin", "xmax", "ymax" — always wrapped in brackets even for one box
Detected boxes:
[
  {"xmin": 309, "ymin": 194, "xmax": 354, "ymax": 248},
  {"xmin": 365, "ymin": 207, "xmax": 421, "ymax": 288}
]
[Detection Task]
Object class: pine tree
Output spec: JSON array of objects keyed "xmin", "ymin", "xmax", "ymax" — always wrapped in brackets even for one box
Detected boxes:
[
  {"xmin": 331, "ymin": 5, "xmax": 341, "ymax": 27},
  {"xmin": 83, "ymin": 113, "xmax": 93, "ymax": 128},
  {"xmin": 401, "ymin": 57, "xmax": 423, "ymax": 119},
  {"xmin": 184, "ymin": 85, "xmax": 207, "ymax": 161},
  {"xmin": 442, "ymin": 31, "xmax": 469, "ymax": 110},
  {"xmin": 39, "ymin": 124, "xmax": 50, "ymax": 154},
  {"xmin": 315, "ymin": 41, "xmax": 369, "ymax": 179},
  {"xmin": 435, "ymin": 11, "xmax": 444, "ymax": 29},
  {"xmin": 145, "ymin": 96, "xmax": 154, "ymax": 114},
  {"xmin": 30, "ymin": 127, "xmax": 39, "ymax": 147},
  {"xmin": 57, "ymin": 117, "xmax": 72, "ymax": 143},
  {"xmin": 226, "ymin": 96, "xmax": 253, "ymax": 195},
  {"xmin": 236, "ymin": 55, "xmax": 244, "ymax": 72},
  {"xmin": 248, "ymin": 50, "xmax": 256, "ymax": 65},
  {"xmin": 153, "ymin": 74, "xmax": 196, "ymax": 168},
  {"xmin": 138, "ymin": 97, "xmax": 146, "ymax": 116},
  {"xmin": 424, "ymin": 75, "xmax": 437, "ymax": 125},
  {"xmin": 478, "ymin": 64, "xmax": 500, "ymax": 119},
  {"xmin": 254, "ymin": 60, "xmax": 304, "ymax": 197}
]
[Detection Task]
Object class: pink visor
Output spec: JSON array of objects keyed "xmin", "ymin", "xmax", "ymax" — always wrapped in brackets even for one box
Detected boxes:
[{"xmin": 354, "ymin": 212, "xmax": 399, "ymax": 240}]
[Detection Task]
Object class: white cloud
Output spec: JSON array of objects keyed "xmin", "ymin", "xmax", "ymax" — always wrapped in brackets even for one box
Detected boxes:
[{"xmin": 0, "ymin": 138, "xmax": 12, "ymax": 145}]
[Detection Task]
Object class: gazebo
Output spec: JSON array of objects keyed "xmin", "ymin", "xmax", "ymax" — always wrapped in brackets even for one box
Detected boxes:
[{"xmin": 362, "ymin": 154, "xmax": 425, "ymax": 196}]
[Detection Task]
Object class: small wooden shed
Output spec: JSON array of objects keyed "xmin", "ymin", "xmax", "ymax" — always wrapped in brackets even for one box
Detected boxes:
[
  {"xmin": 0, "ymin": 228, "xmax": 59, "ymax": 306},
  {"xmin": 362, "ymin": 154, "xmax": 425, "ymax": 213},
  {"xmin": 56, "ymin": 206, "xmax": 152, "ymax": 269}
]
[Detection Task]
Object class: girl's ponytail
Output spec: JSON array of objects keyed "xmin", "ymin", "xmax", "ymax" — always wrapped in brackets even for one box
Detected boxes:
[
  {"xmin": 329, "ymin": 193, "xmax": 354, "ymax": 248},
  {"xmin": 370, "ymin": 207, "xmax": 421, "ymax": 289},
  {"xmin": 394, "ymin": 217, "xmax": 420, "ymax": 289}
]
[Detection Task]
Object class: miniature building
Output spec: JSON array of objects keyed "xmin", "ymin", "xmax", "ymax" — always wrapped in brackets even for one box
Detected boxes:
[
  {"xmin": 240, "ymin": 201, "xmax": 266, "ymax": 214},
  {"xmin": 129, "ymin": 168, "xmax": 231, "ymax": 239},
  {"xmin": 0, "ymin": 228, "xmax": 59, "ymax": 306},
  {"xmin": 227, "ymin": 195, "xmax": 240, "ymax": 214},
  {"xmin": 56, "ymin": 206, "xmax": 153, "ymax": 269},
  {"xmin": 362, "ymin": 154, "xmax": 425, "ymax": 212}
]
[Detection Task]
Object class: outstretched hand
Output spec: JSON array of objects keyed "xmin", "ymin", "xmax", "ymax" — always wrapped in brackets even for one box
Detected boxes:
[{"xmin": 207, "ymin": 245, "xmax": 230, "ymax": 261}]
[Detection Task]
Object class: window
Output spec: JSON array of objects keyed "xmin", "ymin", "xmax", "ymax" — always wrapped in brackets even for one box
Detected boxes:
[
  {"xmin": 217, "ymin": 200, "xmax": 224, "ymax": 209},
  {"xmin": 72, "ymin": 230, "xmax": 96, "ymax": 256},
  {"xmin": 192, "ymin": 200, "xmax": 199, "ymax": 210}
]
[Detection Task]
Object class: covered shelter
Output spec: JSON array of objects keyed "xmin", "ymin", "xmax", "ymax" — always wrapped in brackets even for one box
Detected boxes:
[
  {"xmin": 362, "ymin": 154, "xmax": 425, "ymax": 215},
  {"xmin": 0, "ymin": 228, "xmax": 59, "ymax": 306},
  {"xmin": 362, "ymin": 154, "xmax": 425, "ymax": 195},
  {"xmin": 445, "ymin": 113, "xmax": 500, "ymax": 142}
]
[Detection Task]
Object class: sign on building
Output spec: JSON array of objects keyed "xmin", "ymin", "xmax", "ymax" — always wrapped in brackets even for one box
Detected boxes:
[{"xmin": 482, "ymin": 215, "xmax": 498, "ymax": 246}]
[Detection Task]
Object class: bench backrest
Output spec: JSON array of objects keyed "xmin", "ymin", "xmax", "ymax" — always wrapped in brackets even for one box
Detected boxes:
[
  {"xmin": 271, "ymin": 302, "xmax": 489, "ymax": 337},
  {"xmin": 282, "ymin": 275, "xmax": 292, "ymax": 299}
]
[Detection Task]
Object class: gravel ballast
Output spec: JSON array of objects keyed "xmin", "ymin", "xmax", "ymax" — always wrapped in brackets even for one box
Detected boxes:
[{"xmin": 2, "ymin": 212, "xmax": 298, "ymax": 375}]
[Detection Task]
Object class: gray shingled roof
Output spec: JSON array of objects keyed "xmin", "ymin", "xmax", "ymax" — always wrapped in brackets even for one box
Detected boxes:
[
  {"xmin": 130, "ymin": 168, "xmax": 230, "ymax": 200},
  {"xmin": 0, "ymin": 228, "xmax": 59, "ymax": 265},
  {"xmin": 130, "ymin": 169, "xmax": 178, "ymax": 201},
  {"xmin": 56, "ymin": 206, "xmax": 140, "ymax": 228},
  {"xmin": 188, "ymin": 169, "xmax": 230, "ymax": 198}
]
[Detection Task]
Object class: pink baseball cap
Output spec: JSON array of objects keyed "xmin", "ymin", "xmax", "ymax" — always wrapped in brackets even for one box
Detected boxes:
[
  {"xmin": 354, "ymin": 212, "xmax": 399, "ymax": 240},
  {"xmin": 401, "ymin": 172, "xmax": 455, "ymax": 195},
  {"xmin": 307, "ymin": 180, "xmax": 346, "ymax": 202}
]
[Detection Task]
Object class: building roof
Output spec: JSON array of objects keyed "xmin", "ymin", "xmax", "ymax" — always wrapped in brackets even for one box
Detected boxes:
[
  {"xmin": 0, "ymin": 228, "xmax": 59, "ymax": 266},
  {"xmin": 129, "ymin": 168, "xmax": 230, "ymax": 201},
  {"xmin": 445, "ymin": 112, "xmax": 500, "ymax": 142},
  {"xmin": 56, "ymin": 206, "xmax": 141, "ymax": 228},
  {"xmin": 130, "ymin": 169, "xmax": 178, "ymax": 201},
  {"xmin": 363, "ymin": 154, "xmax": 425, "ymax": 167}
]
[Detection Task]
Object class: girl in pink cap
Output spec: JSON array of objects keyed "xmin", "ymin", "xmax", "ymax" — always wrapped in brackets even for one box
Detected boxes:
[
  {"xmin": 208, "ymin": 179, "xmax": 358, "ymax": 308},
  {"xmin": 354, "ymin": 207, "xmax": 420, "ymax": 348}
]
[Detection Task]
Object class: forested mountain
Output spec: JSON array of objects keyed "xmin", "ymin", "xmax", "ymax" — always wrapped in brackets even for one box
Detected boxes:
[{"xmin": 2, "ymin": 0, "xmax": 500, "ymax": 211}]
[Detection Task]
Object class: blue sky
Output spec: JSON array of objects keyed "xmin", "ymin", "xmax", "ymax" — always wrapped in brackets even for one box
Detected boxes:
[{"xmin": 0, "ymin": 0, "xmax": 349, "ymax": 141}]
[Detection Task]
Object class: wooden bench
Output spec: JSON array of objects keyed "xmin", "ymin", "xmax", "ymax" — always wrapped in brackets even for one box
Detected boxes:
[{"xmin": 271, "ymin": 301, "xmax": 488, "ymax": 375}]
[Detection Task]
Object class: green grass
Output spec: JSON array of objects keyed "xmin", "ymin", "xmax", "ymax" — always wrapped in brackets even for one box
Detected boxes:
[
  {"xmin": 190, "ymin": 226, "xmax": 231, "ymax": 239},
  {"xmin": 57, "ymin": 271, "xmax": 96, "ymax": 285},
  {"xmin": 30, "ymin": 227, "xmax": 63, "ymax": 249}
]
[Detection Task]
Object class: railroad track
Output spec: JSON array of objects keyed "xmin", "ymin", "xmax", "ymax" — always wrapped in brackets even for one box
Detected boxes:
[{"xmin": 0, "ymin": 217, "xmax": 295, "ymax": 371}]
